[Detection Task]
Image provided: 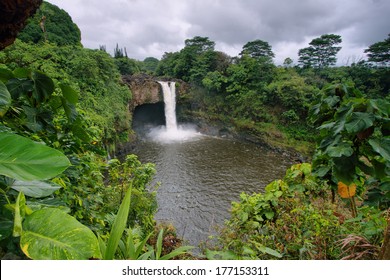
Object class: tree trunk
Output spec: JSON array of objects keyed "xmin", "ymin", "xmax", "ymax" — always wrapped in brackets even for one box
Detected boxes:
[
  {"xmin": 0, "ymin": 0, "xmax": 43, "ymax": 50},
  {"xmin": 380, "ymin": 209, "xmax": 390, "ymax": 260}
]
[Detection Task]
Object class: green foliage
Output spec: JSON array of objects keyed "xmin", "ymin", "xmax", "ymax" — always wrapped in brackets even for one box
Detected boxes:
[
  {"xmin": 0, "ymin": 133, "xmax": 70, "ymax": 181},
  {"xmin": 284, "ymin": 163, "xmax": 326, "ymax": 197},
  {"xmin": 118, "ymin": 227, "xmax": 152, "ymax": 260},
  {"xmin": 0, "ymin": 40, "xmax": 132, "ymax": 145},
  {"xmin": 115, "ymin": 57, "xmax": 141, "ymax": 75},
  {"xmin": 141, "ymin": 57, "xmax": 159, "ymax": 74},
  {"xmin": 310, "ymin": 84, "xmax": 390, "ymax": 209},
  {"xmin": 0, "ymin": 66, "xmax": 157, "ymax": 260},
  {"xmin": 364, "ymin": 34, "xmax": 390, "ymax": 65},
  {"xmin": 207, "ymin": 179, "xmax": 288, "ymax": 259},
  {"xmin": 156, "ymin": 36, "xmax": 217, "ymax": 84},
  {"xmin": 18, "ymin": 2, "xmax": 81, "ymax": 46},
  {"xmin": 210, "ymin": 163, "xmax": 386, "ymax": 260},
  {"xmin": 103, "ymin": 187, "xmax": 132, "ymax": 260},
  {"xmin": 240, "ymin": 39, "xmax": 275, "ymax": 61},
  {"xmin": 144, "ymin": 229, "xmax": 193, "ymax": 260},
  {"xmin": 0, "ymin": 81, "xmax": 11, "ymax": 116},
  {"xmin": 264, "ymin": 67, "xmax": 317, "ymax": 120},
  {"xmin": 20, "ymin": 208, "xmax": 101, "ymax": 260},
  {"xmin": 298, "ymin": 34, "xmax": 342, "ymax": 68},
  {"xmin": 104, "ymin": 155, "xmax": 157, "ymax": 233}
]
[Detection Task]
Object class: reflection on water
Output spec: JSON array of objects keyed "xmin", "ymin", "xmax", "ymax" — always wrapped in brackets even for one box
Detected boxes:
[{"xmin": 132, "ymin": 133, "xmax": 292, "ymax": 247}]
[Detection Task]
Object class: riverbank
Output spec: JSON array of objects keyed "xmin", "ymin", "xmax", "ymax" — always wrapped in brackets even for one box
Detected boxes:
[{"xmin": 177, "ymin": 110, "xmax": 314, "ymax": 162}]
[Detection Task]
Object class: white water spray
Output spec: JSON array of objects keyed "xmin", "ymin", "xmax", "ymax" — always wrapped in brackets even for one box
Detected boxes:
[
  {"xmin": 148, "ymin": 81, "xmax": 201, "ymax": 143},
  {"xmin": 158, "ymin": 81, "xmax": 178, "ymax": 132}
]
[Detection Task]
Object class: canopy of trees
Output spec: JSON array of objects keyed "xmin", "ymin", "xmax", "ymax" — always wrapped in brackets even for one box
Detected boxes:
[
  {"xmin": 17, "ymin": 1, "xmax": 81, "ymax": 46},
  {"xmin": 239, "ymin": 39, "xmax": 275, "ymax": 61},
  {"xmin": 298, "ymin": 34, "xmax": 342, "ymax": 68},
  {"xmin": 365, "ymin": 33, "xmax": 390, "ymax": 65}
]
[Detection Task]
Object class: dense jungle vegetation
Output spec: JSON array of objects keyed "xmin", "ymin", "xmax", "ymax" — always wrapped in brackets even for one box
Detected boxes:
[{"xmin": 0, "ymin": 1, "xmax": 389, "ymax": 259}]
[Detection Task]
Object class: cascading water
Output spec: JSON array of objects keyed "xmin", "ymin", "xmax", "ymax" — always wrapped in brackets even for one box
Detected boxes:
[
  {"xmin": 158, "ymin": 81, "xmax": 178, "ymax": 132},
  {"xmin": 147, "ymin": 81, "xmax": 201, "ymax": 143}
]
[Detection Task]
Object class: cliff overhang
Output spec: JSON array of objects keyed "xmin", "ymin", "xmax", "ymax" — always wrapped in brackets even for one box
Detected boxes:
[{"xmin": 122, "ymin": 73, "xmax": 188, "ymax": 110}]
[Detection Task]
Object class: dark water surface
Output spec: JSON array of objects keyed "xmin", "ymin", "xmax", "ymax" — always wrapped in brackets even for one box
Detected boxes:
[{"xmin": 132, "ymin": 133, "xmax": 292, "ymax": 247}]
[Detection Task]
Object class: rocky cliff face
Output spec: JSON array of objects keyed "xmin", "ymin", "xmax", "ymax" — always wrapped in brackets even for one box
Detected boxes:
[
  {"xmin": 123, "ymin": 74, "xmax": 162, "ymax": 110},
  {"xmin": 122, "ymin": 73, "xmax": 189, "ymax": 111},
  {"xmin": 0, "ymin": 0, "xmax": 42, "ymax": 50}
]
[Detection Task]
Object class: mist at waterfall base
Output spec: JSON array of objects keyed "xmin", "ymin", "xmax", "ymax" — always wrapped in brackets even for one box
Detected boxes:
[
  {"xmin": 147, "ymin": 81, "xmax": 202, "ymax": 144},
  {"xmin": 147, "ymin": 124, "xmax": 202, "ymax": 143}
]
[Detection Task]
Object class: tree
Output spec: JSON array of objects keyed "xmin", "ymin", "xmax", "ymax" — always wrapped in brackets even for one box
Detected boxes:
[
  {"xmin": 169, "ymin": 36, "xmax": 217, "ymax": 83},
  {"xmin": 239, "ymin": 39, "xmax": 275, "ymax": 61},
  {"xmin": 184, "ymin": 36, "xmax": 215, "ymax": 54},
  {"xmin": 283, "ymin": 57, "xmax": 294, "ymax": 68},
  {"xmin": 114, "ymin": 43, "xmax": 128, "ymax": 58},
  {"xmin": 155, "ymin": 52, "xmax": 180, "ymax": 77},
  {"xmin": 17, "ymin": 2, "xmax": 81, "ymax": 46},
  {"xmin": 142, "ymin": 57, "xmax": 159, "ymax": 73},
  {"xmin": 298, "ymin": 34, "xmax": 342, "ymax": 68},
  {"xmin": 364, "ymin": 34, "xmax": 390, "ymax": 66}
]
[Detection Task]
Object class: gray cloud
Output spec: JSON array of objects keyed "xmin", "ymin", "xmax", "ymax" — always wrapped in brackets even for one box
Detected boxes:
[{"xmin": 47, "ymin": 0, "xmax": 389, "ymax": 64}]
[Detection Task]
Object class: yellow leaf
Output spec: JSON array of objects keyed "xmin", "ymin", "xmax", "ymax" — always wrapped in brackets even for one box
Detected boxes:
[{"xmin": 337, "ymin": 182, "xmax": 356, "ymax": 198}]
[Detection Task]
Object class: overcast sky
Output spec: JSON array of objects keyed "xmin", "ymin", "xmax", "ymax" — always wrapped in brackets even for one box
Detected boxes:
[{"xmin": 46, "ymin": 0, "xmax": 389, "ymax": 65}]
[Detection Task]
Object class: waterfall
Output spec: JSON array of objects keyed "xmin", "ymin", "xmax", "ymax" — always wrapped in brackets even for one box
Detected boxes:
[
  {"xmin": 148, "ymin": 81, "xmax": 200, "ymax": 143},
  {"xmin": 158, "ymin": 81, "xmax": 178, "ymax": 132}
]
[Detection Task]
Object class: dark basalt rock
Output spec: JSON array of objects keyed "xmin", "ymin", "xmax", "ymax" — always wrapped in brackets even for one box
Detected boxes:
[{"xmin": 0, "ymin": 0, "xmax": 43, "ymax": 50}]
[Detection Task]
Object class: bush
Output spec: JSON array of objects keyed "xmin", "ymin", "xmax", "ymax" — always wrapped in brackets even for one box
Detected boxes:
[{"xmin": 208, "ymin": 164, "xmax": 387, "ymax": 259}]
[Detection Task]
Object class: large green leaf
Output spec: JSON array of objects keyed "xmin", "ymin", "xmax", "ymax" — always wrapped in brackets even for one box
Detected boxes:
[
  {"xmin": 369, "ymin": 99, "xmax": 390, "ymax": 117},
  {"xmin": 0, "ymin": 81, "xmax": 11, "ymax": 117},
  {"xmin": 20, "ymin": 208, "xmax": 101, "ymax": 260},
  {"xmin": 31, "ymin": 71, "xmax": 55, "ymax": 103},
  {"xmin": 345, "ymin": 112, "xmax": 375, "ymax": 134},
  {"xmin": 104, "ymin": 185, "xmax": 132, "ymax": 260},
  {"xmin": 0, "ymin": 68, "xmax": 14, "ymax": 82},
  {"xmin": 11, "ymin": 180, "xmax": 62, "ymax": 198},
  {"xmin": 60, "ymin": 84, "xmax": 79, "ymax": 122},
  {"xmin": 326, "ymin": 142, "xmax": 354, "ymax": 157},
  {"xmin": 332, "ymin": 156, "xmax": 357, "ymax": 185},
  {"xmin": 70, "ymin": 116, "xmax": 90, "ymax": 142},
  {"xmin": 369, "ymin": 138, "xmax": 390, "ymax": 161},
  {"xmin": 6, "ymin": 78, "xmax": 34, "ymax": 99},
  {"xmin": 59, "ymin": 84, "xmax": 79, "ymax": 104},
  {"xmin": 0, "ymin": 133, "xmax": 70, "ymax": 181}
]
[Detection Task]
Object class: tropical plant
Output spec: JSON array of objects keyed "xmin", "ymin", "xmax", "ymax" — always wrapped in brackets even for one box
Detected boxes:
[
  {"xmin": 99, "ymin": 186, "xmax": 132, "ymax": 260},
  {"xmin": 0, "ymin": 68, "xmax": 159, "ymax": 260},
  {"xmin": 143, "ymin": 228, "xmax": 194, "ymax": 260},
  {"xmin": 210, "ymin": 163, "xmax": 386, "ymax": 260},
  {"xmin": 0, "ymin": 132, "xmax": 102, "ymax": 259},
  {"xmin": 310, "ymin": 83, "xmax": 390, "ymax": 210},
  {"xmin": 117, "ymin": 227, "xmax": 152, "ymax": 260}
]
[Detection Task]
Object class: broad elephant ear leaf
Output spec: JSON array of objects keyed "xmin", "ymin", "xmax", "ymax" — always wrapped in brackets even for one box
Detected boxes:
[
  {"xmin": 0, "ymin": 133, "xmax": 70, "ymax": 181},
  {"xmin": 20, "ymin": 208, "xmax": 101, "ymax": 260},
  {"xmin": 11, "ymin": 180, "xmax": 62, "ymax": 198},
  {"xmin": 31, "ymin": 71, "xmax": 55, "ymax": 103},
  {"xmin": 0, "ymin": 81, "xmax": 11, "ymax": 117}
]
